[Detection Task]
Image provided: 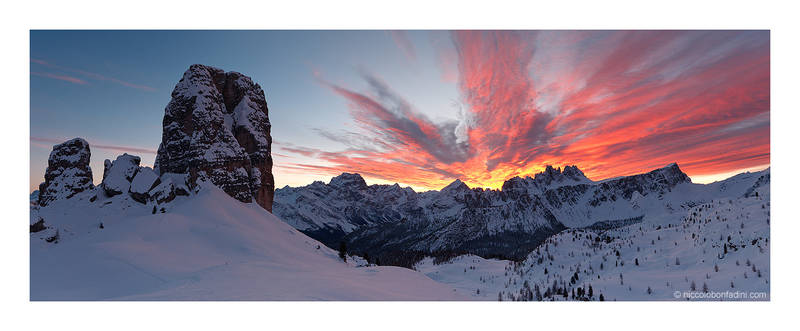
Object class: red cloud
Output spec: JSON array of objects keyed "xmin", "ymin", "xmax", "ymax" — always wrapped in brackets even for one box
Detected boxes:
[{"xmin": 287, "ymin": 31, "xmax": 769, "ymax": 190}]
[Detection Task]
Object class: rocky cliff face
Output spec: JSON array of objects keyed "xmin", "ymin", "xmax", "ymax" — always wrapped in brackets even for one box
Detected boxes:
[
  {"xmin": 154, "ymin": 64, "xmax": 274, "ymax": 211},
  {"xmin": 38, "ymin": 138, "xmax": 94, "ymax": 206}
]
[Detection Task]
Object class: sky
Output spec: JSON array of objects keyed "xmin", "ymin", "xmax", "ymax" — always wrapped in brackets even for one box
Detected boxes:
[{"xmin": 30, "ymin": 30, "xmax": 770, "ymax": 192}]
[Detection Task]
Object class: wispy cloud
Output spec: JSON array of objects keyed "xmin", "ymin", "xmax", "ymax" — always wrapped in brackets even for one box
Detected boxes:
[
  {"xmin": 389, "ymin": 31, "xmax": 417, "ymax": 61},
  {"xmin": 30, "ymin": 58, "xmax": 156, "ymax": 91},
  {"xmin": 30, "ymin": 71, "xmax": 88, "ymax": 85},
  {"xmin": 30, "ymin": 136, "xmax": 157, "ymax": 155},
  {"xmin": 284, "ymin": 31, "xmax": 771, "ymax": 190}
]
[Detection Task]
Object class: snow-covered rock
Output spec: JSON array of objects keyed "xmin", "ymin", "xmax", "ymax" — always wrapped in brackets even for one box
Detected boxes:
[
  {"xmin": 129, "ymin": 167, "xmax": 160, "ymax": 203},
  {"xmin": 37, "ymin": 138, "xmax": 94, "ymax": 206},
  {"xmin": 149, "ymin": 178, "xmax": 176, "ymax": 204},
  {"xmin": 100, "ymin": 153, "xmax": 141, "ymax": 197},
  {"xmin": 154, "ymin": 64, "xmax": 275, "ymax": 212}
]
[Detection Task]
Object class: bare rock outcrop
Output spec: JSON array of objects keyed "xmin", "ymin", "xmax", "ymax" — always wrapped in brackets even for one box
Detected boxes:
[
  {"xmin": 37, "ymin": 138, "xmax": 94, "ymax": 206},
  {"xmin": 154, "ymin": 64, "xmax": 274, "ymax": 211}
]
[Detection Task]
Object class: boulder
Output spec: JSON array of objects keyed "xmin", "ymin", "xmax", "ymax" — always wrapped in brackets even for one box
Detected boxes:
[
  {"xmin": 100, "ymin": 153, "xmax": 141, "ymax": 197},
  {"xmin": 149, "ymin": 179, "xmax": 176, "ymax": 205},
  {"xmin": 159, "ymin": 173, "xmax": 190, "ymax": 196},
  {"xmin": 129, "ymin": 167, "xmax": 160, "ymax": 203}
]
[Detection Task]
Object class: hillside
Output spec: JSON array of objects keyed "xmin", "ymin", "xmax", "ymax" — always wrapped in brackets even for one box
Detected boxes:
[
  {"xmin": 30, "ymin": 182, "xmax": 463, "ymax": 300},
  {"xmin": 415, "ymin": 175, "xmax": 770, "ymax": 301}
]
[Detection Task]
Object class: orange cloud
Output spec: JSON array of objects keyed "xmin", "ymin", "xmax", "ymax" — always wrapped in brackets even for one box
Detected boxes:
[{"xmin": 286, "ymin": 31, "xmax": 770, "ymax": 190}]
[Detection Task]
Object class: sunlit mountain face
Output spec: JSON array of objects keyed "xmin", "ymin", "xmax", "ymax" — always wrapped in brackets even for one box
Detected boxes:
[{"xmin": 278, "ymin": 30, "xmax": 769, "ymax": 190}]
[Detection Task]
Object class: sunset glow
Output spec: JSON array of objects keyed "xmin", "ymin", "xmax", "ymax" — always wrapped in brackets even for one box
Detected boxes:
[
  {"xmin": 274, "ymin": 31, "xmax": 770, "ymax": 190},
  {"xmin": 29, "ymin": 30, "xmax": 769, "ymax": 192}
]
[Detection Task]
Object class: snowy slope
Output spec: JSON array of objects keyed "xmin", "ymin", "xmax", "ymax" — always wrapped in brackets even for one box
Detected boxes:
[
  {"xmin": 30, "ymin": 184, "xmax": 463, "ymax": 300},
  {"xmin": 415, "ymin": 180, "xmax": 770, "ymax": 301}
]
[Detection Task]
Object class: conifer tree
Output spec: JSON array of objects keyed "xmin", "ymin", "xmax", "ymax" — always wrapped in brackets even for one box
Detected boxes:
[{"xmin": 338, "ymin": 241, "xmax": 347, "ymax": 262}]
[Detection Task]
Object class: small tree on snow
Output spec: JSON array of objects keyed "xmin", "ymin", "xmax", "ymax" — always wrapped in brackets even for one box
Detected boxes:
[{"xmin": 338, "ymin": 241, "xmax": 347, "ymax": 262}]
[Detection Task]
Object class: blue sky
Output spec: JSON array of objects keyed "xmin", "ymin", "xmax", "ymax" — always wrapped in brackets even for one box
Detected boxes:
[{"xmin": 30, "ymin": 30, "xmax": 460, "ymax": 191}]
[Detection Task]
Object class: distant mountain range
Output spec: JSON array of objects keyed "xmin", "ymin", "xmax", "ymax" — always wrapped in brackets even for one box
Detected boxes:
[{"xmin": 274, "ymin": 164, "xmax": 770, "ymax": 265}]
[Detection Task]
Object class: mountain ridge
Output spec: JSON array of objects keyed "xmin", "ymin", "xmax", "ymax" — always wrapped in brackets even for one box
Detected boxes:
[{"xmin": 273, "ymin": 163, "xmax": 768, "ymax": 266}]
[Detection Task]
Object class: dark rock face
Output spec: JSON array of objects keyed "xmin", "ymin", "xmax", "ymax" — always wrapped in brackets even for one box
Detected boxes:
[
  {"xmin": 38, "ymin": 138, "xmax": 94, "ymax": 206},
  {"xmin": 594, "ymin": 163, "xmax": 691, "ymax": 201},
  {"xmin": 501, "ymin": 164, "xmax": 590, "ymax": 193},
  {"xmin": 30, "ymin": 218, "xmax": 46, "ymax": 233},
  {"xmin": 154, "ymin": 64, "xmax": 274, "ymax": 211}
]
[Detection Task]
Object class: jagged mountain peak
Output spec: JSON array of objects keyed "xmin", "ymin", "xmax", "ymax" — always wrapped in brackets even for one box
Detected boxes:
[
  {"xmin": 649, "ymin": 162, "xmax": 691, "ymax": 184},
  {"xmin": 441, "ymin": 178, "xmax": 470, "ymax": 192},
  {"xmin": 534, "ymin": 164, "xmax": 588, "ymax": 183},
  {"xmin": 329, "ymin": 172, "xmax": 367, "ymax": 189},
  {"xmin": 562, "ymin": 165, "xmax": 586, "ymax": 179}
]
